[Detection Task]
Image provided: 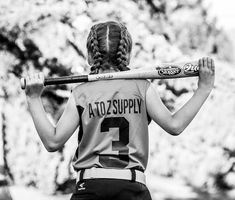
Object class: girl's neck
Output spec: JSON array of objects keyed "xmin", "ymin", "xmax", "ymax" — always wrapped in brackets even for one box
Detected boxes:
[{"xmin": 99, "ymin": 67, "xmax": 119, "ymax": 74}]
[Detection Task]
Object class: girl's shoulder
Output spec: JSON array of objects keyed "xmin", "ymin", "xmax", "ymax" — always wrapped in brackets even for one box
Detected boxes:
[
  {"xmin": 71, "ymin": 82, "xmax": 90, "ymax": 93},
  {"xmin": 71, "ymin": 79, "xmax": 151, "ymax": 94}
]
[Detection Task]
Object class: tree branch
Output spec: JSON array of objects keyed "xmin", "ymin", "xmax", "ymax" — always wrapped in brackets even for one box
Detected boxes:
[
  {"xmin": 67, "ymin": 39, "xmax": 86, "ymax": 59},
  {"xmin": 145, "ymin": 0, "xmax": 165, "ymax": 14}
]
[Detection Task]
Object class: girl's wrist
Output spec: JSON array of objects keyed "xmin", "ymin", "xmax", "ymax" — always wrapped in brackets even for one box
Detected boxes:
[
  {"xmin": 197, "ymin": 84, "xmax": 213, "ymax": 95},
  {"xmin": 26, "ymin": 95, "xmax": 41, "ymax": 103}
]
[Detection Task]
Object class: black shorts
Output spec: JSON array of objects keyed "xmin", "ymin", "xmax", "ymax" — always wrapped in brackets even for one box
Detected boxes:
[{"xmin": 70, "ymin": 179, "xmax": 152, "ymax": 200}]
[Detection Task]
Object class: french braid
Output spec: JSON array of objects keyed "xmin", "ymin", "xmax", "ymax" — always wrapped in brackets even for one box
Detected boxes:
[
  {"xmin": 88, "ymin": 25, "xmax": 103, "ymax": 74},
  {"xmin": 116, "ymin": 24, "xmax": 131, "ymax": 71}
]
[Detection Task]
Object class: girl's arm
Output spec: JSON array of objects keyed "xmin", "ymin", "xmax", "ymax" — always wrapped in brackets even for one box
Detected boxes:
[
  {"xmin": 146, "ymin": 57, "xmax": 215, "ymax": 135},
  {"xmin": 25, "ymin": 73, "xmax": 80, "ymax": 152}
]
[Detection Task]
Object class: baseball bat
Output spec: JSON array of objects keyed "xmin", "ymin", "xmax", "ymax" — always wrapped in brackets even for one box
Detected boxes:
[{"xmin": 21, "ymin": 61, "xmax": 199, "ymax": 89}]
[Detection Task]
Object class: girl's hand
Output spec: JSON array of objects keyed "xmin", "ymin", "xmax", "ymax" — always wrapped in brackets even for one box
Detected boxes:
[
  {"xmin": 25, "ymin": 72, "xmax": 45, "ymax": 98},
  {"xmin": 198, "ymin": 57, "xmax": 215, "ymax": 91}
]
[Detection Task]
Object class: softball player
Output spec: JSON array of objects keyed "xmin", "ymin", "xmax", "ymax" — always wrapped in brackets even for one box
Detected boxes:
[{"xmin": 24, "ymin": 21, "xmax": 215, "ymax": 200}]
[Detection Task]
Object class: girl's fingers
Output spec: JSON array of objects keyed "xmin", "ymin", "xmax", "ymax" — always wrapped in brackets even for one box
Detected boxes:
[
  {"xmin": 207, "ymin": 57, "xmax": 211, "ymax": 69},
  {"xmin": 211, "ymin": 59, "xmax": 215, "ymax": 73},
  {"xmin": 26, "ymin": 76, "xmax": 30, "ymax": 86},
  {"xmin": 202, "ymin": 57, "xmax": 207, "ymax": 68},
  {"xmin": 25, "ymin": 73, "xmax": 44, "ymax": 87},
  {"xmin": 35, "ymin": 73, "xmax": 40, "ymax": 79},
  {"xmin": 31, "ymin": 74, "xmax": 37, "ymax": 84},
  {"xmin": 27, "ymin": 75, "xmax": 34, "ymax": 84},
  {"xmin": 199, "ymin": 58, "xmax": 203, "ymax": 69},
  {"xmin": 34, "ymin": 73, "xmax": 39, "ymax": 83},
  {"xmin": 37, "ymin": 73, "xmax": 42, "ymax": 82},
  {"xmin": 39, "ymin": 72, "xmax": 45, "ymax": 83}
]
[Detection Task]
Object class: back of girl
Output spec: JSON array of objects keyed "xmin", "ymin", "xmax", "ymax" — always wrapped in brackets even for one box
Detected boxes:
[
  {"xmin": 24, "ymin": 20, "xmax": 214, "ymax": 200},
  {"xmin": 70, "ymin": 21, "xmax": 152, "ymax": 200}
]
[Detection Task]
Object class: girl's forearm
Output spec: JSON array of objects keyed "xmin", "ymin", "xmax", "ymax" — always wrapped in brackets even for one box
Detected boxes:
[
  {"xmin": 27, "ymin": 97, "xmax": 58, "ymax": 150},
  {"xmin": 171, "ymin": 86, "xmax": 212, "ymax": 134}
]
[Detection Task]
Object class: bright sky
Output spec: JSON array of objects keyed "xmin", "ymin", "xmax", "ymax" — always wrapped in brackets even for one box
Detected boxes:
[{"xmin": 206, "ymin": 0, "xmax": 235, "ymax": 30}]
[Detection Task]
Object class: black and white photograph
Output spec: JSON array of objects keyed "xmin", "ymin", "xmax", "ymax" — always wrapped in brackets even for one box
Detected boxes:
[{"xmin": 0, "ymin": 0, "xmax": 234, "ymax": 199}]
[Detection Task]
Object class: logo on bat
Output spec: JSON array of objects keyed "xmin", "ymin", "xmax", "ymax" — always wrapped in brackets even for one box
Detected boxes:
[
  {"xmin": 183, "ymin": 63, "xmax": 199, "ymax": 75},
  {"xmin": 96, "ymin": 74, "xmax": 114, "ymax": 80},
  {"xmin": 157, "ymin": 66, "xmax": 181, "ymax": 76}
]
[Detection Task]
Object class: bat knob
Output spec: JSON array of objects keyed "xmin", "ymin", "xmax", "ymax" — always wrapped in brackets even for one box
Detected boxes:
[{"xmin": 20, "ymin": 78, "xmax": 26, "ymax": 90}]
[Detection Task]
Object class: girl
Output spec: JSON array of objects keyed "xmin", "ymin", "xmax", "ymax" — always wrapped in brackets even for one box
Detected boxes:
[{"xmin": 25, "ymin": 21, "xmax": 215, "ymax": 200}]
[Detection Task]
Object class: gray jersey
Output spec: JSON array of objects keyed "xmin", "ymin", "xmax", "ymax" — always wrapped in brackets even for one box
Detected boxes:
[{"xmin": 72, "ymin": 79, "xmax": 150, "ymax": 172}]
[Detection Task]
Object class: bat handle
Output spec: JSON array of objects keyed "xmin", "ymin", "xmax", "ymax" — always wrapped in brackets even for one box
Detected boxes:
[
  {"xmin": 20, "ymin": 77, "xmax": 26, "ymax": 90},
  {"xmin": 20, "ymin": 77, "xmax": 45, "ymax": 90},
  {"xmin": 20, "ymin": 75, "xmax": 89, "ymax": 89},
  {"xmin": 20, "ymin": 77, "xmax": 46, "ymax": 90}
]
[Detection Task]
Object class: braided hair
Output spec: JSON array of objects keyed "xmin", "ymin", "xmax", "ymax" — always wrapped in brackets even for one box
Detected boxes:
[
  {"xmin": 116, "ymin": 23, "xmax": 131, "ymax": 71},
  {"xmin": 87, "ymin": 21, "xmax": 132, "ymax": 74}
]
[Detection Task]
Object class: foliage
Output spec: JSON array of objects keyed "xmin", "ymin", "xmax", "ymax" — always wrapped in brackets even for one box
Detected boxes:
[{"xmin": 0, "ymin": 0, "xmax": 234, "ymax": 198}]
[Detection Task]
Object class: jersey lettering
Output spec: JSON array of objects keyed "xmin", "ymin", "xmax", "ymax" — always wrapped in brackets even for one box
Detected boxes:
[
  {"xmin": 88, "ymin": 98, "xmax": 142, "ymax": 118},
  {"xmin": 88, "ymin": 103, "xmax": 95, "ymax": 118},
  {"xmin": 107, "ymin": 100, "xmax": 112, "ymax": 115}
]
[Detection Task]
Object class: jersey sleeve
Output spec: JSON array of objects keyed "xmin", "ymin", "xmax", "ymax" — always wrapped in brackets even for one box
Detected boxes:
[{"xmin": 71, "ymin": 83, "xmax": 84, "ymax": 106}]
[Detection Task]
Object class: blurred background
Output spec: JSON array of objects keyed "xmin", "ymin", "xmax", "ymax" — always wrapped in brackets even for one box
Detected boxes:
[{"xmin": 0, "ymin": 0, "xmax": 235, "ymax": 199}]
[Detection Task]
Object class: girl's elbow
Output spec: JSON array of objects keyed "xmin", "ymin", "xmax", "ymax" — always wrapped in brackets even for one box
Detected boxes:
[
  {"xmin": 45, "ymin": 146, "xmax": 57, "ymax": 152},
  {"xmin": 43, "ymin": 129, "xmax": 63, "ymax": 152},
  {"xmin": 44, "ymin": 142, "xmax": 61, "ymax": 152},
  {"xmin": 168, "ymin": 122, "xmax": 184, "ymax": 136},
  {"xmin": 167, "ymin": 128, "xmax": 183, "ymax": 136}
]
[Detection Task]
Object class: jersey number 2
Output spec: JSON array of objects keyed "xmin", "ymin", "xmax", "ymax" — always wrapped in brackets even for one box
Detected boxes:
[{"xmin": 99, "ymin": 117, "xmax": 129, "ymax": 168}]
